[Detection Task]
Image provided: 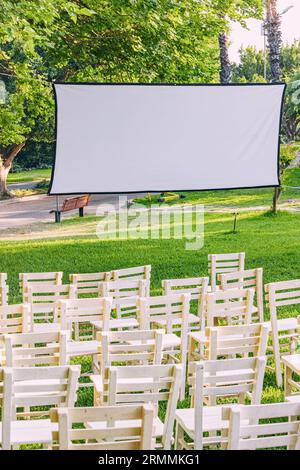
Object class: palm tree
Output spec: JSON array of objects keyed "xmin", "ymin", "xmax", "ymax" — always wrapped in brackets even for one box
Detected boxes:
[
  {"xmin": 264, "ymin": 0, "xmax": 282, "ymax": 212},
  {"xmin": 265, "ymin": 0, "xmax": 282, "ymax": 82}
]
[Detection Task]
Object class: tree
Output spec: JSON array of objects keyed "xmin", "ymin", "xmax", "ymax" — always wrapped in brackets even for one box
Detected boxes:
[
  {"xmin": 215, "ymin": 0, "xmax": 263, "ymax": 83},
  {"xmin": 0, "ymin": 0, "xmax": 95, "ymax": 197}
]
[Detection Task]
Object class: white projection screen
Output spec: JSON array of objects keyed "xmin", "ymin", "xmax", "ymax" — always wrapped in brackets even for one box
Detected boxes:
[{"xmin": 49, "ymin": 83, "xmax": 285, "ymax": 195}]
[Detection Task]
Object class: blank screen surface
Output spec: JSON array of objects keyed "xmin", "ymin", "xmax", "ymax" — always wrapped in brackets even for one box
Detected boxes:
[{"xmin": 49, "ymin": 83, "xmax": 285, "ymax": 195}]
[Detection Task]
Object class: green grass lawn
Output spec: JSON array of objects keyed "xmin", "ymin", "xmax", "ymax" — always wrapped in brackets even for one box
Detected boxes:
[
  {"xmin": 134, "ymin": 168, "xmax": 300, "ymax": 208},
  {"xmin": 1, "ymin": 209, "xmax": 300, "ymax": 415},
  {"xmin": 7, "ymin": 168, "xmax": 51, "ymax": 184}
]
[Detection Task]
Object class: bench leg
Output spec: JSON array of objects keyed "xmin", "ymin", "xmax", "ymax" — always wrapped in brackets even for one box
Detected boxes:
[
  {"xmin": 54, "ymin": 211, "xmax": 61, "ymax": 223},
  {"xmin": 79, "ymin": 207, "xmax": 84, "ymax": 217}
]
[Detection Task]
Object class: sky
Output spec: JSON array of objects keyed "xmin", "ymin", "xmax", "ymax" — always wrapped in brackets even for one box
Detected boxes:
[{"xmin": 229, "ymin": 0, "xmax": 300, "ymax": 62}]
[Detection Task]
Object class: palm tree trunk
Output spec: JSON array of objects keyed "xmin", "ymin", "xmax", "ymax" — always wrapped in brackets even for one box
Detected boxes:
[
  {"xmin": 265, "ymin": 1, "xmax": 282, "ymax": 212},
  {"xmin": 265, "ymin": 0, "xmax": 282, "ymax": 82},
  {"xmin": 218, "ymin": 31, "xmax": 231, "ymax": 84}
]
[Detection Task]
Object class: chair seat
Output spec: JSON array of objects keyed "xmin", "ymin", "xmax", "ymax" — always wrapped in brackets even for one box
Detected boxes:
[
  {"xmin": 91, "ymin": 318, "xmax": 139, "ymax": 331},
  {"xmin": 32, "ymin": 322, "xmax": 60, "ymax": 333},
  {"xmin": 263, "ymin": 317, "xmax": 298, "ymax": 332},
  {"xmin": 87, "ymin": 416, "xmax": 164, "ymax": 438},
  {"xmin": 67, "ymin": 340, "xmax": 99, "ymax": 356},
  {"xmin": 285, "ymin": 395, "xmax": 300, "ymax": 403},
  {"xmin": 91, "ymin": 374, "xmax": 156, "ymax": 393},
  {"xmin": 127, "ymin": 333, "xmax": 181, "ymax": 349},
  {"xmin": 175, "ymin": 404, "xmax": 243, "ymax": 437},
  {"xmin": 155, "ymin": 313, "xmax": 200, "ymax": 327},
  {"xmin": 0, "ymin": 419, "xmax": 57, "ymax": 446}
]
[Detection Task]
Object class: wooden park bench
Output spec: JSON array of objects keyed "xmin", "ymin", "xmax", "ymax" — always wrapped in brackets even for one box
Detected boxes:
[{"xmin": 50, "ymin": 195, "xmax": 90, "ymax": 222}]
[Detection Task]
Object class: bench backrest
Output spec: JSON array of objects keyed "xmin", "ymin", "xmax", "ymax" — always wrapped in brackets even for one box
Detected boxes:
[
  {"xmin": 27, "ymin": 283, "xmax": 76, "ymax": 327},
  {"xmin": 62, "ymin": 195, "xmax": 90, "ymax": 211}
]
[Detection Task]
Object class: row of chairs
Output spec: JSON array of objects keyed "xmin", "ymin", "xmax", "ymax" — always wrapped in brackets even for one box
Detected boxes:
[
  {"xmin": 1, "ymin": 271, "xmax": 299, "ymax": 387},
  {"xmin": 1, "ymin": 342, "xmax": 299, "ymax": 450}
]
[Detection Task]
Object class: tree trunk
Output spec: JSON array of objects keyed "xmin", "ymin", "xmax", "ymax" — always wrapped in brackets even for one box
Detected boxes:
[
  {"xmin": 0, "ymin": 142, "xmax": 26, "ymax": 199},
  {"xmin": 265, "ymin": 0, "xmax": 282, "ymax": 83},
  {"xmin": 265, "ymin": 1, "xmax": 282, "ymax": 212},
  {"xmin": 218, "ymin": 31, "xmax": 231, "ymax": 84}
]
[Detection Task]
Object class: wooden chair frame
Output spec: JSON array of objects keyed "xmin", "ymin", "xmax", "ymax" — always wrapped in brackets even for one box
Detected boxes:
[
  {"xmin": 218, "ymin": 268, "xmax": 264, "ymax": 322},
  {"xmin": 162, "ymin": 277, "xmax": 209, "ymax": 330},
  {"xmin": 26, "ymin": 283, "xmax": 76, "ymax": 330},
  {"xmin": 20, "ymin": 272, "xmax": 63, "ymax": 302},
  {"xmin": 2, "ymin": 365, "xmax": 80, "ymax": 449},
  {"xmin": 138, "ymin": 293, "xmax": 190, "ymax": 400},
  {"xmin": 4, "ymin": 330, "xmax": 68, "ymax": 367},
  {"xmin": 265, "ymin": 279, "xmax": 300, "ymax": 387},
  {"xmin": 205, "ymin": 287, "xmax": 255, "ymax": 327},
  {"xmin": 99, "ymin": 363, "xmax": 182, "ymax": 450},
  {"xmin": 51, "ymin": 404, "xmax": 154, "ymax": 450},
  {"xmin": 69, "ymin": 271, "xmax": 111, "ymax": 297},
  {"xmin": 208, "ymin": 252, "xmax": 245, "ymax": 292},
  {"xmin": 111, "ymin": 265, "xmax": 151, "ymax": 284},
  {"xmin": 188, "ymin": 323, "xmax": 269, "ymax": 362},
  {"xmin": 0, "ymin": 304, "xmax": 30, "ymax": 336},
  {"xmin": 0, "ymin": 273, "xmax": 8, "ymax": 306},
  {"xmin": 224, "ymin": 401, "xmax": 300, "ymax": 450},
  {"xmin": 175, "ymin": 356, "xmax": 266, "ymax": 450}
]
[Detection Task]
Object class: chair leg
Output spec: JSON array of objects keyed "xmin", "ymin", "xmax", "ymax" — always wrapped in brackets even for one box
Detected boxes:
[{"xmin": 273, "ymin": 336, "xmax": 283, "ymax": 387}]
